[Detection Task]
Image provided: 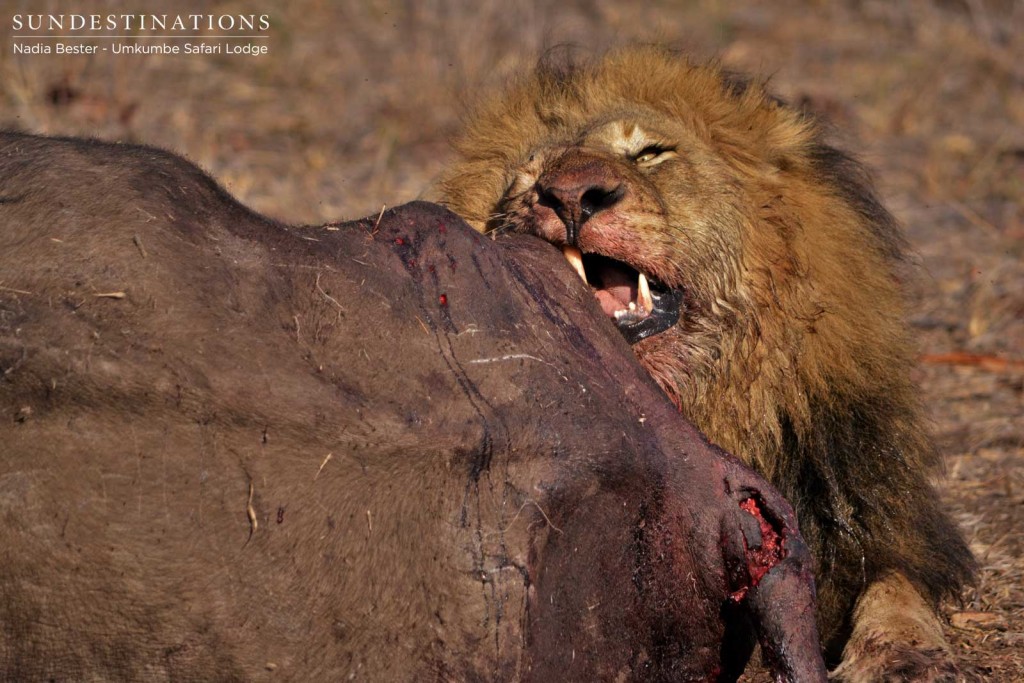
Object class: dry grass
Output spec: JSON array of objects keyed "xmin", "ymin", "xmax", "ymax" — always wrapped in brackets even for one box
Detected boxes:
[{"xmin": 1, "ymin": 0, "xmax": 1021, "ymax": 678}]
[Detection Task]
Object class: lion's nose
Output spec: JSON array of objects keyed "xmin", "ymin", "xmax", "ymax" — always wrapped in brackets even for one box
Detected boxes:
[{"xmin": 536, "ymin": 180, "xmax": 624, "ymax": 245}]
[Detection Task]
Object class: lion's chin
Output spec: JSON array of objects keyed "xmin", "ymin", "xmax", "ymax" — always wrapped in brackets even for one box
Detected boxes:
[{"xmin": 561, "ymin": 244, "xmax": 684, "ymax": 344}]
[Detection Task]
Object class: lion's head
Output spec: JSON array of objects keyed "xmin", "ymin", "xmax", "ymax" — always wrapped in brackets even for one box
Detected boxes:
[
  {"xmin": 439, "ymin": 46, "xmax": 910, "ymax": 474},
  {"xmin": 438, "ymin": 46, "xmax": 975, "ymax": 651}
]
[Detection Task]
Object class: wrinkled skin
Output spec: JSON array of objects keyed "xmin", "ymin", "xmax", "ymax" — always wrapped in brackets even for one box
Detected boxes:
[{"xmin": 0, "ymin": 133, "xmax": 825, "ymax": 681}]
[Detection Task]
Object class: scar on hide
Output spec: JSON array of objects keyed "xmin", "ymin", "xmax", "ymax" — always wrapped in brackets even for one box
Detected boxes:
[
  {"xmin": 245, "ymin": 480, "xmax": 258, "ymax": 545},
  {"xmin": 315, "ymin": 272, "xmax": 345, "ymax": 313},
  {"xmin": 467, "ymin": 354, "xmax": 549, "ymax": 365},
  {"xmin": 497, "ymin": 499, "xmax": 563, "ymax": 535},
  {"xmin": 314, "ymin": 452, "xmax": 333, "ymax": 481}
]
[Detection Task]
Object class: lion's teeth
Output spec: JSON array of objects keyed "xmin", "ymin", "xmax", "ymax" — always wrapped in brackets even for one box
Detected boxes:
[
  {"xmin": 562, "ymin": 245, "xmax": 587, "ymax": 284},
  {"xmin": 638, "ymin": 272, "xmax": 653, "ymax": 313}
]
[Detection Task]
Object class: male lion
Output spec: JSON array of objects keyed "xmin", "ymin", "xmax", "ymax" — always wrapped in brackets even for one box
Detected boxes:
[{"xmin": 437, "ymin": 46, "xmax": 975, "ymax": 680}]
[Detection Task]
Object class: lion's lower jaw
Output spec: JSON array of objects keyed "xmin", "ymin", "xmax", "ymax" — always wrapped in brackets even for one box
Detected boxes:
[{"xmin": 830, "ymin": 572, "xmax": 963, "ymax": 683}]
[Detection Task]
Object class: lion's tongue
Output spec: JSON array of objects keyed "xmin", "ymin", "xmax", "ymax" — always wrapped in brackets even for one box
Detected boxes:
[
  {"xmin": 561, "ymin": 246, "xmax": 644, "ymax": 319},
  {"xmin": 592, "ymin": 270, "xmax": 636, "ymax": 317}
]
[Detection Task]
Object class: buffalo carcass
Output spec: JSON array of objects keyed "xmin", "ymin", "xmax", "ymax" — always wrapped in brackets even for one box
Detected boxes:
[{"xmin": 0, "ymin": 132, "xmax": 826, "ymax": 681}]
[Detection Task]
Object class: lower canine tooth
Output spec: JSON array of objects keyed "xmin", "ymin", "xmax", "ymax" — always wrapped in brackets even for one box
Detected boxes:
[
  {"xmin": 638, "ymin": 272, "xmax": 653, "ymax": 313},
  {"xmin": 562, "ymin": 245, "xmax": 587, "ymax": 283}
]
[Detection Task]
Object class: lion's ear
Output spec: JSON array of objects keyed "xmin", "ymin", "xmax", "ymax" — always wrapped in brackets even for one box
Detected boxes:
[{"xmin": 744, "ymin": 102, "xmax": 816, "ymax": 172}]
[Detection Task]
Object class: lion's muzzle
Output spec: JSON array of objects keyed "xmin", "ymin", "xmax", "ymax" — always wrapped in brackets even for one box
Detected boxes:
[{"xmin": 531, "ymin": 149, "xmax": 685, "ymax": 345}]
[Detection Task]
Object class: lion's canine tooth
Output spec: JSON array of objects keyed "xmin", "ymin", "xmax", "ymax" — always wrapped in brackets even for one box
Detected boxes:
[
  {"xmin": 562, "ymin": 245, "xmax": 587, "ymax": 283},
  {"xmin": 638, "ymin": 272, "xmax": 653, "ymax": 313}
]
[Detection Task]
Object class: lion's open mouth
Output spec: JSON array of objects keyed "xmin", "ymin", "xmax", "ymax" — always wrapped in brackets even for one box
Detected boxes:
[{"xmin": 562, "ymin": 245, "xmax": 683, "ymax": 344}]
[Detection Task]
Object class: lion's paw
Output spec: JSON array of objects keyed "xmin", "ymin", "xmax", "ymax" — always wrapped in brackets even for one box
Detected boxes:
[
  {"xmin": 829, "ymin": 635, "xmax": 969, "ymax": 683},
  {"xmin": 830, "ymin": 573, "xmax": 978, "ymax": 683}
]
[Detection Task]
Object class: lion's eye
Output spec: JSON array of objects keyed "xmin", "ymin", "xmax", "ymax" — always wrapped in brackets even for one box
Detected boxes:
[{"xmin": 633, "ymin": 145, "xmax": 672, "ymax": 164}]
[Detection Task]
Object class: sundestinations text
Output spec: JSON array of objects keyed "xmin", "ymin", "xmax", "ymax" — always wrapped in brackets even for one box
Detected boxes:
[{"xmin": 12, "ymin": 14, "xmax": 270, "ymax": 32}]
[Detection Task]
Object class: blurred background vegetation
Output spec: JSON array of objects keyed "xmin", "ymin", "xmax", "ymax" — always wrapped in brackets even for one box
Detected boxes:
[
  {"xmin": 1, "ymin": 0, "xmax": 1022, "ymax": 678},
  {"xmin": 2, "ymin": 1, "xmax": 1019, "ymax": 225}
]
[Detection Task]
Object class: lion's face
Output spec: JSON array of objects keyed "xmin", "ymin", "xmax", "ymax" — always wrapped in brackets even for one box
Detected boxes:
[
  {"xmin": 496, "ymin": 112, "xmax": 757, "ymax": 397},
  {"xmin": 439, "ymin": 57, "xmax": 791, "ymax": 408}
]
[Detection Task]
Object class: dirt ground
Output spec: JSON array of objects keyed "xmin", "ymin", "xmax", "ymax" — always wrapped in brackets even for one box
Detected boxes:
[{"xmin": 1, "ymin": 0, "xmax": 1021, "ymax": 678}]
